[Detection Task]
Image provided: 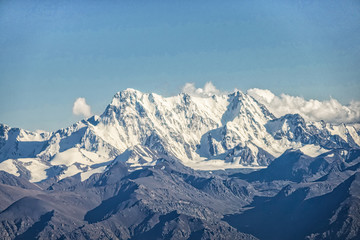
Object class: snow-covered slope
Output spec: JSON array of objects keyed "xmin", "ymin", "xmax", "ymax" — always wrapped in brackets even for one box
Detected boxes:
[
  {"xmin": 1, "ymin": 89, "xmax": 359, "ymax": 182},
  {"xmin": 266, "ymin": 114, "xmax": 360, "ymax": 149}
]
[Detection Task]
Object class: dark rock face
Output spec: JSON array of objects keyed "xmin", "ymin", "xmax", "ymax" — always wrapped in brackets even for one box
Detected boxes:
[
  {"xmin": 225, "ymin": 172, "xmax": 360, "ymax": 240},
  {"xmin": 0, "ymin": 155, "xmax": 258, "ymax": 240},
  {"xmin": 0, "ymin": 148, "xmax": 359, "ymax": 240}
]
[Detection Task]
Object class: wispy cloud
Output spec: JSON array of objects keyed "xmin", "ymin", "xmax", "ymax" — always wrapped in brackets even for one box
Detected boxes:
[
  {"xmin": 247, "ymin": 88, "xmax": 360, "ymax": 124},
  {"xmin": 72, "ymin": 97, "xmax": 92, "ymax": 118}
]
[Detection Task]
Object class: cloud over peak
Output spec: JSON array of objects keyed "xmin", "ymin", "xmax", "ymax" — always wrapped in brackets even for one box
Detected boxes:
[
  {"xmin": 247, "ymin": 88, "xmax": 360, "ymax": 124},
  {"xmin": 180, "ymin": 82, "xmax": 360, "ymax": 124},
  {"xmin": 182, "ymin": 82, "xmax": 224, "ymax": 97},
  {"xmin": 72, "ymin": 97, "xmax": 92, "ymax": 118}
]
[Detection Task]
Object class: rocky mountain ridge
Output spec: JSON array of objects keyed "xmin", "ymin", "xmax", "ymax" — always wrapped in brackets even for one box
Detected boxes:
[
  {"xmin": 0, "ymin": 88, "xmax": 360, "ymax": 239},
  {"xmin": 0, "ymin": 89, "xmax": 359, "ymax": 183}
]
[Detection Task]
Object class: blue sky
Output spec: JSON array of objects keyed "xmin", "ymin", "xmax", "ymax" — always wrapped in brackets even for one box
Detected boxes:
[{"xmin": 1, "ymin": 0, "xmax": 360, "ymax": 131}]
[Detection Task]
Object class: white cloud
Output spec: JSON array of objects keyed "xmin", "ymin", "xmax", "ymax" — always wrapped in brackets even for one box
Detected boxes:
[
  {"xmin": 182, "ymin": 82, "xmax": 224, "ymax": 97},
  {"xmin": 247, "ymin": 88, "xmax": 360, "ymax": 124},
  {"xmin": 72, "ymin": 97, "xmax": 92, "ymax": 118}
]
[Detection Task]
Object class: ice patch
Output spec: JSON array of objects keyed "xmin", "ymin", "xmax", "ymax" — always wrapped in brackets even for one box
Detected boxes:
[
  {"xmin": 80, "ymin": 166, "xmax": 107, "ymax": 181},
  {"xmin": 18, "ymin": 158, "xmax": 48, "ymax": 182},
  {"xmin": 0, "ymin": 159, "xmax": 19, "ymax": 177},
  {"xmin": 51, "ymin": 148, "xmax": 93, "ymax": 166},
  {"xmin": 299, "ymin": 145, "xmax": 329, "ymax": 157}
]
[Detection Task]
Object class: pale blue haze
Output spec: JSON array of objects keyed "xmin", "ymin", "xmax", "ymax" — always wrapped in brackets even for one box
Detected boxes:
[{"xmin": 0, "ymin": 0, "xmax": 359, "ymax": 131}]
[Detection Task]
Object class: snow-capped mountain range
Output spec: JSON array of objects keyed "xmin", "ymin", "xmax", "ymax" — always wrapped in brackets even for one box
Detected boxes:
[{"xmin": 1, "ymin": 89, "xmax": 359, "ymax": 182}]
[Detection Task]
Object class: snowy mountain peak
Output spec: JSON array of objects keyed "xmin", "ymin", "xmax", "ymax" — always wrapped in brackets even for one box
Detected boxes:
[
  {"xmin": 279, "ymin": 113, "xmax": 306, "ymax": 126},
  {"xmin": 117, "ymin": 87, "xmax": 142, "ymax": 96},
  {"xmin": 110, "ymin": 88, "xmax": 144, "ymax": 106},
  {"xmin": 0, "ymin": 89, "xmax": 359, "ymax": 183}
]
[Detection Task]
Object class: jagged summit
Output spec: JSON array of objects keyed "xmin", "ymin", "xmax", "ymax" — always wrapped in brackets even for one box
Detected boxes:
[{"xmin": 0, "ymin": 88, "xmax": 359, "ymax": 183}]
